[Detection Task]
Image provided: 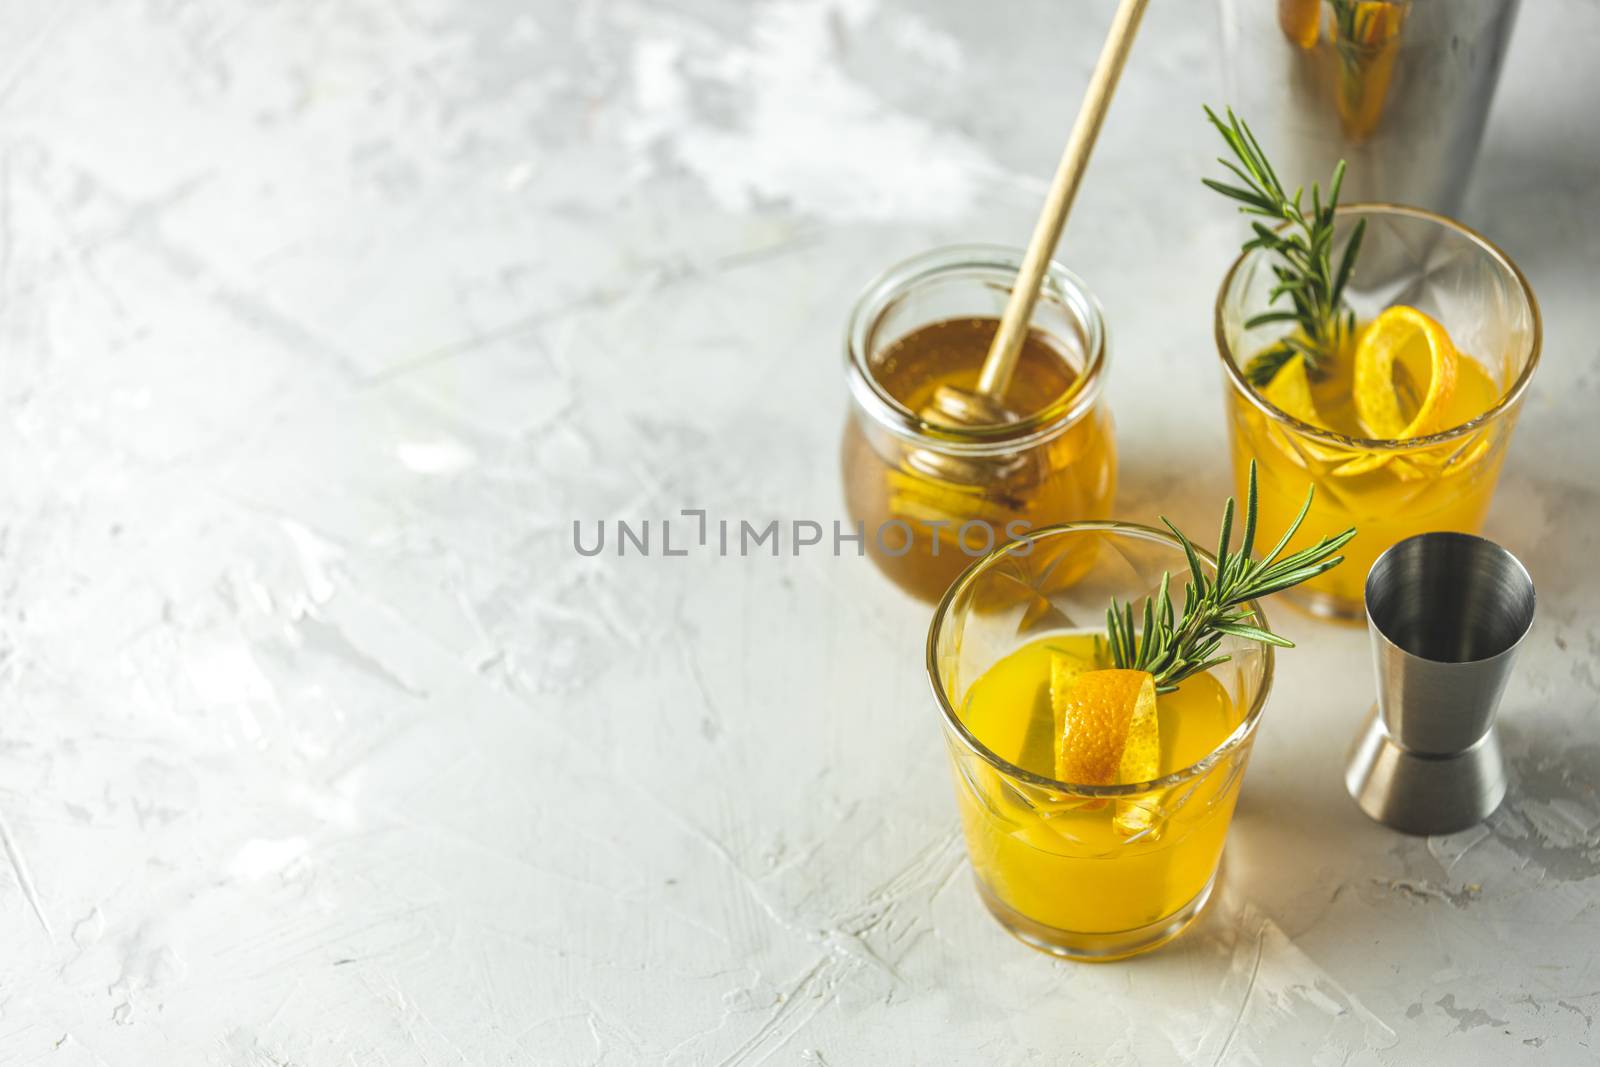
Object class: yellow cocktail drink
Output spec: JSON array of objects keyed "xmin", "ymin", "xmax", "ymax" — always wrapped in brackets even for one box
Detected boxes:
[
  {"xmin": 1225, "ymin": 327, "xmax": 1513, "ymax": 612},
  {"xmin": 953, "ymin": 633, "xmax": 1246, "ymax": 946}
]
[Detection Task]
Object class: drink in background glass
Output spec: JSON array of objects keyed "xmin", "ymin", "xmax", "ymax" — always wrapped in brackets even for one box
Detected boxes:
[
  {"xmin": 1216, "ymin": 205, "xmax": 1540, "ymax": 620},
  {"xmin": 842, "ymin": 246, "xmax": 1116, "ymax": 603},
  {"xmin": 928, "ymin": 524, "xmax": 1272, "ymax": 960}
]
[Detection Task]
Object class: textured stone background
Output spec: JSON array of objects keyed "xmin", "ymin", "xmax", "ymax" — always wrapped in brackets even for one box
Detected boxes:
[{"xmin": 0, "ymin": 1, "xmax": 1596, "ymax": 1063}]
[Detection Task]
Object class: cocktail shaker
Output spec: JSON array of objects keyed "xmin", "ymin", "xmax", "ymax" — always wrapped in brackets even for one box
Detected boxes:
[{"xmin": 1217, "ymin": 0, "xmax": 1522, "ymax": 218}]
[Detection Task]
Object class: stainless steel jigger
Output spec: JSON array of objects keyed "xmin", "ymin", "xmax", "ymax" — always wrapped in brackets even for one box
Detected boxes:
[{"xmin": 1345, "ymin": 533, "xmax": 1536, "ymax": 835}]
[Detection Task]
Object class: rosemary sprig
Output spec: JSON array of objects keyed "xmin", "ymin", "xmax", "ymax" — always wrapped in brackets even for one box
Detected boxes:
[
  {"xmin": 1104, "ymin": 462, "xmax": 1356, "ymax": 693},
  {"xmin": 1203, "ymin": 105, "xmax": 1366, "ymax": 387},
  {"xmin": 1329, "ymin": 0, "xmax": 1389, "ymax": 69}
]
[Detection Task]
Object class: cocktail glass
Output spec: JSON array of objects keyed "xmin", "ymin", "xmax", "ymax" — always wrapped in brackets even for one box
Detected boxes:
[
  {"xmin": 1216, "ymin": 204, "xmax": 1540, "ymax": 621},
  {"xmin": 927, "ymin": 523, "xmax": 1273, "ymax": 960}
]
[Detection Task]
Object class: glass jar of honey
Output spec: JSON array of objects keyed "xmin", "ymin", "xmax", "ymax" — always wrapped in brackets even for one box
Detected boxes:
[{"xmin": 841, "ymin": 245, "xmax": 1117, "ymax": 602}]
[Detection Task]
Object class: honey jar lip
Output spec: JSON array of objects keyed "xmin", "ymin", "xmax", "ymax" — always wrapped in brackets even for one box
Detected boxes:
[
  {"xmin": 1214, "ymin": 202, "xmax": 1543, "ymax": 452},
  {"xmin": 845, "ymin": 244, "xmax": 1109, "ymax": 456},
  {"xmin": 924, "ymin": 520, "xmax": 1275, "ymax": 797}
]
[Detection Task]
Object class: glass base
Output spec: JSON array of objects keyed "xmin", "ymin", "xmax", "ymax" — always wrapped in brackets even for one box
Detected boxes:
[
  {"xmin": 973, "ymin": 870, "xmax": 1218, "ymax": 962},
  {"xmin": 1279, "ymin": 585, "xmax": 1365, "ymax": 625}
]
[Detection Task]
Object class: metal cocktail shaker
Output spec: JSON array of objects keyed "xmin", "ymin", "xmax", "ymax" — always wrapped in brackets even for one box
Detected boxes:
[
  {"xmin": 1345, "ymin": 532, "xmax": 1536, "ymax": 835},
  {"xmin": 1217, "ymin": 0, "xmax": 1522, "ymax": 218}
]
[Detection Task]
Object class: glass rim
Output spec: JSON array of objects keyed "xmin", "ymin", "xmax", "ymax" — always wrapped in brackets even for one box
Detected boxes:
[
  {"xmin": 1214, "ymin": 202, "xmax": 1542, "ymax": 453},
  {"xmin": 924, "ymin": 521, "xmax": 1275, "ymax": 797},
  {"xmin": 845, "ymin": 243, "xmax": 1109, "ymax": 457}
]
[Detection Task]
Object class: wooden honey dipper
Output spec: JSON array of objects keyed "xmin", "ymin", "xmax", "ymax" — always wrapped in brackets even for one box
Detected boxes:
[{"xmin": 918, "ymin": 0, "xmax": 1149, "ymax": 438}]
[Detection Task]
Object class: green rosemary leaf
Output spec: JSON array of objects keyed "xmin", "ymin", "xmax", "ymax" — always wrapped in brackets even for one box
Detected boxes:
[
  {"xmin": 1197, "ymin": 653, "xmax": 1235, "ymax": 671},
  {"xmin": 1331, "ymin": 216, "xmax": 1367, "ymax": 309},
  {"xmin": 1248, "ymin": 567, "xmax": 1344, "ymax": 600},
  {"xmin": 1205, "ymin": 106, "xmax": 1361, "ymax": 378},
  {"xmin": 1322, "ymin": 528, "xmax": 1360, "ymax": 553},
  {"xmin": 1210, "ymin": 621, "xmax": 1295, "ymax": 647},
  {"xmin": 1278, "ymin": 335, "xmax": 1322, "ymax": 361},
  {"xmin": 1218, "ymin": 160, "xmax": 1270, "ymax": 198},
  {"xmin": 1263, "ymin": 554, "xmax": 1348, "ymax": 585},
  {"xmin": 1240, "ymin": 465, "xmax": 1259, "ymax": 560},
  {"xmin": 1263, "ymin": 532, "xmax": 1359, "ymax": 576},
  {"xmin": 1202, "ymin": 179, "xmax": 1275, "ymax": 212},
  {"xmin": 1327, "ymin": 157, "xmax": 1347, "ymax": 211},
  {"xmin": 1165, "ymin": 517, "xmax": 1210, "ymax": 600},
  {"xmin": 1106, "ymin": 602, "xmax": 1126, "ymax": 666},
  {"xmin": 1236, "ymin": 114, "xmax": 1283, "ymax": 195},
  {"xmin": 1250, "ymin": 221, "xmax": 1282, "ymax": 242},
  {"xmin": 1215, "ymin": 495, "xmax": 1235, "ymax": 586},
  {"xmin": 1139, "ymin": 598, "xmax": 1155, "ymax": 669},
  {"xmin": 1261, "ymin": 487, "xmax": 1316, "ymax": 564},
  {"xmin": 1243, "ymin": 346, "xmax": 1298, "ymax": 387},
  {"xmin": 1243, "ymin": 310, "xmax": 1304, "ymax": 330},
  {"xmin": 1105, "ymin": 464, "xmax": 1355, "ymax": 690}
]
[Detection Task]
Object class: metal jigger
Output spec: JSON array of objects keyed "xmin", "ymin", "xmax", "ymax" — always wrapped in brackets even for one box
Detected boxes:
[{"xmin": 1345, "ymin": 533, "xmax": 1536, "ymax": 835}]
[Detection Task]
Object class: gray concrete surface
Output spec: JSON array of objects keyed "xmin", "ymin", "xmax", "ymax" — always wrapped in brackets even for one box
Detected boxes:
[{"xmin": 0, "ymin": 1, "xmax": 1596, "ymax": 1063}]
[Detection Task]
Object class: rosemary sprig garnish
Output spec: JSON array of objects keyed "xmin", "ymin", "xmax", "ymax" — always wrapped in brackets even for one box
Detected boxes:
[
  {"xmin": 1203, "ymin": 106, "xmax": 1366, "ymax": 388},
  {"xmin": 1104, "ymin": 462, "xmax": 1356, "ymax": 693},
  {"xmin": 1330, "ymin": 0, "xmax": 1391, "ymax": 69}
]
